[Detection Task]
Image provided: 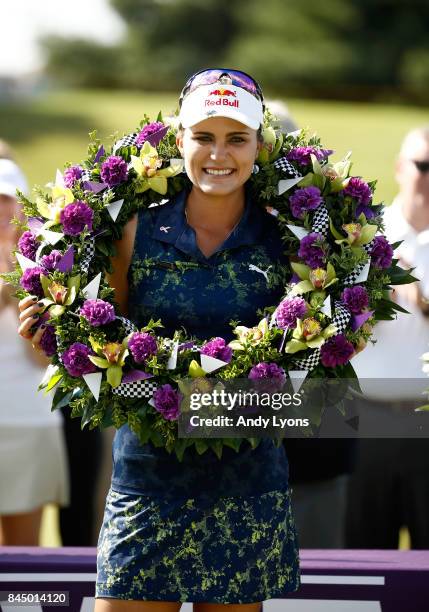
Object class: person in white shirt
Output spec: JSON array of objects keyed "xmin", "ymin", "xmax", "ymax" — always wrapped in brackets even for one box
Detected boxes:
[
  {"xmin": 0, "ymin": 157, "xmax": 69, "ymax": 545},
  {"xmin": 346, "ymin": 126, "xmax": 429, "ymax": 548}
]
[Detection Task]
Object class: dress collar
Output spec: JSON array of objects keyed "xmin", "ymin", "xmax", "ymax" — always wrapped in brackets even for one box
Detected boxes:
[{"xmin": 151, "ymin": 188, "xmax": 268, "ymax": 261}]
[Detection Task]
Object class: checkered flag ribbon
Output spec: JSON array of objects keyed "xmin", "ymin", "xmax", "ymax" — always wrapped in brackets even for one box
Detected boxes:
[
  {"xmin": 273, "ymin": 157, "xmax": 300, "ymax": 178},
  {"xmin": 311, "ymin": 203, "xmax": 330, "ymax": 237},
  {"xmin": 112, "ymin": 133, "xmax": 138, "ymax": 154},
  {"xmin": 81, "ymin": 169, "xmax": 91, "ymax": 182},
  {"xmin": 80, "ymin": 237, "xmax": 95, "ymax": 274},
  {"xmin": 342, "ymin": 239, "xmax": 374, "ymax": 285},
  {"xmin": 291, "ymin": 348, "xmax": 321, "ymax": 372},
  {"xmin": 112, "ymin": 379, "xmax": 158, "ymax": 399},
  {"xmin": 332, "ymin": 301, "xmax": 351, "ymax": 334},
  {"xmin": 116, "ymin": 316, "xmax": 137, "ymax": 335}
]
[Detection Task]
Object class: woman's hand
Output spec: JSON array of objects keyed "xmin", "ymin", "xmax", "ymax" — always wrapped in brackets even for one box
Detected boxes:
[{"xmin": 17, "ymin": 295, "xmax": 46, "ymax": 348}]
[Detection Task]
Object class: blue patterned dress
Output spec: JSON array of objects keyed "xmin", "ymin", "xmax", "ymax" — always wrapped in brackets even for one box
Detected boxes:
[{"xmin": 96, "ymin": 189, "xmax": 300, "ymax": 603}]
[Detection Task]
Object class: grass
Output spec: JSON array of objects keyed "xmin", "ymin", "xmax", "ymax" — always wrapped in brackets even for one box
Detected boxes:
[{"xmin": 1, "ymin": 88, "xmax": 428, "ymax": 205}]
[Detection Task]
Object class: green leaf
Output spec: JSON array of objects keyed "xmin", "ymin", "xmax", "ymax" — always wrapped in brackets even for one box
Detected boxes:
[
  {"xmin": 52, "ymin": 387, "xmax": 82, "ymax": 411},
  {"xmin": 189, "ymin": 359, "xmax": 206, "ymax": 378},
  {"xmin": 210, "ymin": 439, "xmax": 223, "ymax": 460},
  {"xmin": 285, "ymin": 339, "xmax": 308, "ymax": 354},
  {"xmin": 290, "ymin": 280, "xmax": 313, "ymax": 295},
  {"xmin": 329, "ymin": 218, "xmax": 344, "ymax": 241},
  {"xmin": 326, "ymin": 262, "xmax": 336, "ymax": 283},
  {"xmin": 44, "ymin": 374, "xmax": 63, "ymax": 394},
  {"xmin": 290, "ymin": 262, "xmax": 310, "ymax": 280},
  {"xmin": 49, "ymin": 304, "xmax": 65, "ymax": 317},
  {"xmin": 89, "ymin": 355, "xmax": 110, "ymax": 368},
  {"xmin": 194, "ymin": 438, "xmax": 209, "ymax": 455},
  {"xmin": 356, "ymin": 223, "xmax": 377, "ymax": 246},
  {"xmin": 306, "ymin": 336, "xmax": 326, "ymax": 348},
  {"xmin": 41, "ymin": 274, "xmax": 51, "ymax": 297},
  {"xmin": 65, "ymin": 275, "xmax": 80, "ymax": 306},
  {"xmin": 107, "ymin": 365, "xmax": 123, "ymax": 387}
]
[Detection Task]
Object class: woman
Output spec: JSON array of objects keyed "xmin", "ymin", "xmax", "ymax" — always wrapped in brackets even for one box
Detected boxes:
[
  {"xmin": 0, "ymin": 156, "xmax": 69, "ymax": 545},
  {"xmin": 18, "ymin": 69, "xmax": 300, "ymax": 609}
]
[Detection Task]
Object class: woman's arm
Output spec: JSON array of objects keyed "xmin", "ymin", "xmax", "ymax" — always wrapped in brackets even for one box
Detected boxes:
[{"xmin": 105, "ymin": 213, "xmax": 138, "ymax": 317}]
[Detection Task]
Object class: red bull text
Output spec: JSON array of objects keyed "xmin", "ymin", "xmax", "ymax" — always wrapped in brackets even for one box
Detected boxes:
[{"xmin": 205, "ymin": 97, "xmax": 239, "ymax": 108}]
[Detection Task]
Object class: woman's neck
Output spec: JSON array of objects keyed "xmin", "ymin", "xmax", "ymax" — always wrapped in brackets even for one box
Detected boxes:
[{"xmin": 185, "ymin": 187, "xmax": 246, "ymax": 233}]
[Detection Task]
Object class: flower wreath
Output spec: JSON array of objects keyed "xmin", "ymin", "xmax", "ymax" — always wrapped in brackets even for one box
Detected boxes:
[{"xmin": 4, "ymin": 112, "xmax": 414, "ymax": 460}]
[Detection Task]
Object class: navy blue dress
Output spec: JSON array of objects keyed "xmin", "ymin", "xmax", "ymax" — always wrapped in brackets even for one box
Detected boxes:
[{"xmin": 96, "ymin": 189, "xmax": 300, "ymax": 603}]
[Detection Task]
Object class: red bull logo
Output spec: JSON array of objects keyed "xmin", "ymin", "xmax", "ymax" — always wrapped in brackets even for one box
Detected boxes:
[
  {"xmin": 205, "ymin": 87, "xmax": 240, "ymax": 109},
  {"xmin": 208, "ymin": 88, "xmax": 237, "ymax": 97}
]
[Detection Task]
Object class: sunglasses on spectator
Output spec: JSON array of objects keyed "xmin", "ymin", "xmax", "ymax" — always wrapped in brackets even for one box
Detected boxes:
[
  {"xmin": 179, "ymin": 68, "xmax": 264, "ymax": 107},
  {"xmin": 412, "ymin": 160, "xmax": 429, "ymax": 173}
]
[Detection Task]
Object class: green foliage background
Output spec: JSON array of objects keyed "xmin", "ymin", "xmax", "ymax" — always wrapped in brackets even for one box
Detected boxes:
[{"xmin": 41, "ymin": 0, "xmax": 429, "ymax": 102}]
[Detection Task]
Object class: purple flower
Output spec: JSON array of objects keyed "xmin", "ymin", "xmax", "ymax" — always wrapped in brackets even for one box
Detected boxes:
[
  {"xmin": 200, "ymin": 337, "xmax": 232, "ymax": 363},
  {"xmin": 276, "ymin": 296, "xmax": 307, "ymax": 330},
  {"xmin": 62, "ymin": 342, "xmax": 97, "ymax": 377},
  {"xmin": 249, "ymin": 362, "xmax": 286, "ymax": 382},
  {"xmin": 370, "ymin": 236, "xmax": 393, "ymax": 269},
  {"xmin": 153, "ymin": 384, "xmax": 181, "ymax": 421},
  {"xmin": 344, "ymin": 177, "xmax": 374, "ymax": 218},
  {"xmin": 40, "ymin": 325, "xmax": 57, "ymax": 357},
  {"xmin": 100, "ymin": 155, "xmax": 128, "ymax": 187},
  {"xmin": 289, "ymin": 186, "xmax": 323, "ymax": 219},
  {"xmin": 128, "ymin": 332, "xmax": 158, "ymax": 364},
  {"xmin": 80, "ymin": 299, "xmax": 115, "ymax": 327},
  {"xmin": 286, "ymin": 146, "xmax": 333, "ymax": 167},
  {"xmin": 20, "ymin": 267, "xmax": 46, "ymax": 297},
  {"xmin": 135, "ymin": 122, "xmax": 169, "ymax": 147},
  {"xmin": 344, "ymin": 177, "xmax": 372, "ymax": 205},
  {"xmin": 60, "ymin": 200, "xmax": 94, "ymax": 236},
  {"xmin": 18, "ymin": 231, "xmax": 39, "ymax": 260},
  {"xmin": 320, "ymin": 334, "xmax": 354, "ymax": 368},
  {"xmin": 298, "ymin": 232, "xmax": 326, "ymax": 269},
  {"xmin": 40, "ymin": 249, "xmax": 62, "ymax": 271},
  {"xmin": 248, "ymin": 362, "xmax": 286, "ymax": 392},
  {"xmin": 341, "ymin": 286, "xmax": 369, "ymax": 314},
  {"xmin": 63, "ymin": 165, "xmax": 83, "ymax": 188}
]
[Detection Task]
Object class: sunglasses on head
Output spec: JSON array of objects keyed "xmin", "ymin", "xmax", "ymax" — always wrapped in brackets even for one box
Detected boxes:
[
  {"xmin": 412, "ymin": 160, "xmax": 429, "ymax": 173},
  {"xmin": 179, "ymin": 68, "xmax": 265, "ymax": 107}
]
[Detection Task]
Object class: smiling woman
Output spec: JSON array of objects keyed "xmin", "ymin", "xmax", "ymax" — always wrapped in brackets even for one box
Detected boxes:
[{"xmin": 176, "ymin": 118, "xmax": 261, "ymax": 258}]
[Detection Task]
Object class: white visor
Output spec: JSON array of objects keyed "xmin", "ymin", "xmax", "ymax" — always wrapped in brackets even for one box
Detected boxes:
[{"xmin": 179, "ymin": 84, "xmax": 263, "ymax": 130}]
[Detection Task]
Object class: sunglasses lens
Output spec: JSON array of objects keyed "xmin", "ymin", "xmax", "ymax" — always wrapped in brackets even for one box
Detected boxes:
[
  {"xmin": 183, "ymin": 69, "xmax": 263, "ymax": 102},
  {"xmin": 414, "ymin": 160, "xmax": 429, "ymax": 173}
]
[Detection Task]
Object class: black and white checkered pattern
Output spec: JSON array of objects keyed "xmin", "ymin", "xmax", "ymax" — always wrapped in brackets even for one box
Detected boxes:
[
  {"xmin": 116, "ymin": 316, "xmax": 137, "ymax": 335},
  {"xmin": 332, "ymin": 301, "xmax": 351, "ymax": 334},
  {"xmin": 112, "ymin": 133, "xmax": 138, "ymax": 154},
  {"xmin": 80, "ymin": 237, "xmax": 95, "ymax": 274},
  {"xmin": 291, "ymin": 348, "xmax": 321, "ymax": 372},
  {"xmin": 112, "ymin": 379, "xmax": 158, "ymax": 399},
  {"xmin": 363, "ymin": 239, "xmax": 374, "ymax": 254},
  {"xmin": 342, "ymin": 262, "xmax": 367, "ymax": 286},
  {"xmin": 342, "ymin": 239, "xmax": 374, "ymax": 285},
  {"xmin": 312, "ymin": 203, "xmax": 330, "ymax": 237},
  {"xmin": 273, "ymin": 157, "xmax": 300, "ymax": 178},
  {"xmin": 81, "ymin": 169, "xmax": 91, "ymax": 182}
]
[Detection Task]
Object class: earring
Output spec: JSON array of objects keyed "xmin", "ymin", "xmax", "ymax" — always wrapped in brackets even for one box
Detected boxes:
[{"xmin": 252, "ymin": 163, "xmax": 259, "ymax": 174}]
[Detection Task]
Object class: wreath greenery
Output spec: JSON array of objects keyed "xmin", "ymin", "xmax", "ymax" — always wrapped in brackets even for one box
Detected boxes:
[{"xmin": 3, "ymin": 110, "xmax": 414, "ymax": 460}]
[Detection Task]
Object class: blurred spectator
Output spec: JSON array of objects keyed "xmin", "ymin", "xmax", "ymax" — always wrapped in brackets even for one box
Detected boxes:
[
  {"xmin": 0, "ymin": 157, "xmax": 69, "ymax": 545},
  {"xmin": 268, "ymin": 99, "xmax": 357, "ymax": 548},
  {"xmin": 0, "ymin": 139, "xmax": 14, "ymax": 160},
  {"xmin": 347, "ymin": 126, "xmax": 429, "ymax": 549}
]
